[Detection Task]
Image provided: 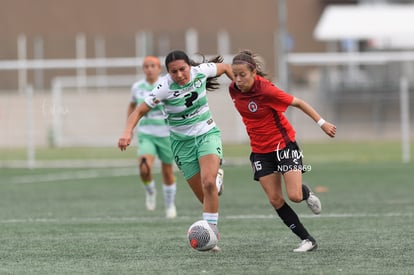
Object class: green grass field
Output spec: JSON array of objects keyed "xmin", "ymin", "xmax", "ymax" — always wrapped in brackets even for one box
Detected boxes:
[{"xmin": 1, "ymin": 141, "xmax": 413, "ymax": 274}]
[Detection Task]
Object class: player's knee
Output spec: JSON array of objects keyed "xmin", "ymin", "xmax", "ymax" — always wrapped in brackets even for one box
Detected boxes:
[
  {"xmin": 139, "ymin": 157, "xmax": 151, "ymax": 178},
  {"xmin": 287, "ymin": 192, "xmax": 302, "ymax": 203},
  {"xmin": 140, "ymin": 166, "xmax": 151, "ymax": 175},
  {"xmin": 201, "ymin": 176, "xmax": 216, "ymax": 193}
]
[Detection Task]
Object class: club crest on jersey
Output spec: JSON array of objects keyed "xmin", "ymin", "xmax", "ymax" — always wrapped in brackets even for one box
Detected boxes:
[
  {"xmin": 194, "ymin": 78, "xmax": 202, "ymax": 88},
  {"xmin": 248, "ymin": 101, "xmax": 258, "ymax": 112}
]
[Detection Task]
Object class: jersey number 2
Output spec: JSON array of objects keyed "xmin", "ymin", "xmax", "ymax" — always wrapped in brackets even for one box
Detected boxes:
[{"xmin": 184, "ymin": 92, "xmax": 198, "ymax": 107}]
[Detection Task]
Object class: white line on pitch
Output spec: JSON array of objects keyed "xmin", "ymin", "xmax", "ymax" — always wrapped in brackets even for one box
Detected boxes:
[
  {"xmin": 7, "ymin": 168, "xmax": 138, "ymax": 184},
  {"xmin": 0, "ymin": 212, "xmax": 411, "ymax": 224}
]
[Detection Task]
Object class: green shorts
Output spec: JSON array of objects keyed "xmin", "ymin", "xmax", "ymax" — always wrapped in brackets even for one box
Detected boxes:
[
  {"xmin": 170, "ymin": 127, "xmax": 223, "ymax": 180},
  {"xmin": 137, "ymin": 133, "xmax": 173, "ymax": 164}
]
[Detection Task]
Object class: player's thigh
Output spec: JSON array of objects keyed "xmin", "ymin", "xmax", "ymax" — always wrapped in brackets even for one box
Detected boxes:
[
  {"xmin": 198, "ymin": 154, "xmax": 220, "ymax": 185},
  {"xmin": 197, "ymin": 130, "xmax": 223, "ymax": 161},
  {"xmin": 171, "ymin": 129, "xmax": 222, "ymax": 181},
  {"xmin": 259, "ymin": 173, "xmax": 284, "ymax": 206},
  {"xmin": 197, "ymin": 130, "xmax": 222, "ymax": 184},
  {"xmin": 170, "ymin": 138, "xmax": 200, "ymax": 180},
  {"xmin": 137, "ymin": 136, "xmax": 157, "ymax": 157},
  {"xmin": 154, "ymin": 136, "xmax": 174, "ymax": 165}
]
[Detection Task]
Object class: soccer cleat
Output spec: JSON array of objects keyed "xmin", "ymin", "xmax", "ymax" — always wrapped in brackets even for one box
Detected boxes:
[
  {"xmin": 216, "ymin": 168, "xmax": 224, "ymax": 196},
  {"xmin": 208, "ymin": 223, "xmax": 221, "ymax": 240},
  {"xmin": 208, "ymin": 223, "xmax": 221, "ymax": 253},
  {"xmin": 211, "ymin": 245, "xmax": 221, "ymax": 253},
  {"xmin": 293, "ymin": 239, "xmax": 318, "ymax": 252},
  {"xmin": 165, "ymin": 204, "xmax": 177, "ymax": 219},
  {"xmin": 145, "ymin": 189, "xmax": 156, "ymax": 211},
  {"xmin": 304, "ymin": 184, "xmax": 321, "ymax": 215}
]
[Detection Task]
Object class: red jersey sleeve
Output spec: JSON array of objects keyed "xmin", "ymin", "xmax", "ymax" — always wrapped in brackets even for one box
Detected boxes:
[{"xmin": 262, "ymin": 80, "xmax": 294, "ymax": 112}]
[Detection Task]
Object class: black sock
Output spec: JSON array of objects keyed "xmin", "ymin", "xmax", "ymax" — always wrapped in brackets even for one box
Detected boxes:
[
  {"xmin": 302, "ymin": 184, "xmax": 310, "ymax": 201},
  {"xmin": 276, "ymin": 202, "xmax": 312, "ymax": 240}
]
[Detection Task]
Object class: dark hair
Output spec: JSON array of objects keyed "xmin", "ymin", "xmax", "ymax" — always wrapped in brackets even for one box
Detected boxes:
[
  {"xmin": 165, "ymin": 50, "xmax": 191, "ymax": 69},
  {"xmin": 165, "ymin": 50, "xmax": 223, "ymax": 91},
  {"xmin": 232, "ymin": 50, "xmax": 267, "ymax": 78}
]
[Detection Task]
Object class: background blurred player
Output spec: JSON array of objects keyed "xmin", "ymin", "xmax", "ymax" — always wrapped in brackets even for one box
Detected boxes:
[{"xmin": 127, "ymin": 56, "xmax": 177, "ymax": 218}]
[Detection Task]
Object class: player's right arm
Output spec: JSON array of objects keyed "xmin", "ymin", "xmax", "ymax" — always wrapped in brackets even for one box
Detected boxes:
[
  {"xmin": 127, "ymin": 102, "xmax": 137, "ymax": 117},
  {"xmin": 118, "ymin": 102, "xmax": 152, "ymax": 151}
]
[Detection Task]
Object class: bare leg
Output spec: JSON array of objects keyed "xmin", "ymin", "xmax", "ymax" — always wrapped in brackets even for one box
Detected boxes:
[
  {"xmin": 186, "ymin": 154, "xmax": 220, "ymax": 213},
  {"xmin": 259, "ymin": 173, "xmax": 285, "ymax": 209},
  {"xmin": 283, "ymin": 170, "xmax": 303, "ymax": 203},
  {"xmin": 138, "ymin": 154, "xmax": 155, "ymax": 182}
]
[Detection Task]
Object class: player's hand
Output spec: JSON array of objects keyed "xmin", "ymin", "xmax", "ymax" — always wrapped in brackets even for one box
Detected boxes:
[
  {"xmin": 118, "ymin": 132, "xmax": 132, "ymax": 151},
  {"xmin": 321, "ymin": 122, "xmax": 336, "ymax": 138}
]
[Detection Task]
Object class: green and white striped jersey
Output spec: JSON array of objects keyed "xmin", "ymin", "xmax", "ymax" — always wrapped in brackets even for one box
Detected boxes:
[
  {"xmin": 131, "ymin": 79, "xmax": 169, "ymax": 137},
  {"xmin": 144, "ymin": 63, "xmax": 219, "ymax": 140}
]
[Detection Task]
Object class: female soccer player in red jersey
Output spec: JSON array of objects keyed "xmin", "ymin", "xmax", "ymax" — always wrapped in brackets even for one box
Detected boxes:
[{"xmin": 229, "ymin": 50, "xmax": 336, "ymax": 252}]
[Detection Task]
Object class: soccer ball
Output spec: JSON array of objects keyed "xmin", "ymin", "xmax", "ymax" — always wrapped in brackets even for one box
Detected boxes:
[{"xmin": 187, "ymin": 220, "xmax": 218, "ymax": 251}]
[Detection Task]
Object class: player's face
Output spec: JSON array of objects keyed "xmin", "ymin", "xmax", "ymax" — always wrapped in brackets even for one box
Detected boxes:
[
  {"xmin": 143, "ymin": 61, "xmax": 161, "ymax": 83},
  {"xmin": 167, "ymin": 60, "xmax": 191, "ymax": 86},
  {"xmin": 232, "ymin": 64, "xmax": 256, "ymax": 93}
]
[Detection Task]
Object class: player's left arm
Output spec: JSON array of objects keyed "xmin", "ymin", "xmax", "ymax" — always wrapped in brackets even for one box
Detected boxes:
[
  {"xmin": 290, "ymin": 97, "xmax": 336, "ymax": 138},
  {"xmin": 215, "ymin": 63, "xmax": 234, "ymax": 81}
]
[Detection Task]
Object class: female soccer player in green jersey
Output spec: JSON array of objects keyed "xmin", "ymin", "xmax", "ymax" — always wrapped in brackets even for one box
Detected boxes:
[{"xmin": 119, "ymin": 50, "xmax": 232, "ymax": 251}]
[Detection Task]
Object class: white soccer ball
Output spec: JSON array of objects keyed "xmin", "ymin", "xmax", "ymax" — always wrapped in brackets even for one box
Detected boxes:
[{"xmin": 187, "ymin": 220, "xmax": 218, "ymax": 251}]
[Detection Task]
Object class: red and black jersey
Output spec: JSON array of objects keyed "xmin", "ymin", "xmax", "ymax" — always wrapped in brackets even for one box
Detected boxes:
[{"xmin": 229, "ymin": 75, "xmax": 296, "ymax": 153}]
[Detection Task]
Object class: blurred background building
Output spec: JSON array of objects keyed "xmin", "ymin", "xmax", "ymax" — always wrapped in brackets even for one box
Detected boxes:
[
  {"xmin": 0, "ymin": 0, "xmax": 413, "ymax": 155},
  {"xmin": 0, "ymin": 0, "xmax": 335, "ymax": 89}
]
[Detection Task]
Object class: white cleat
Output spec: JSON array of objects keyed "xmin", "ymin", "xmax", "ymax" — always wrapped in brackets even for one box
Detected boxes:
[
  {"xmin": 211, "ymin": 245, "xmax": 221, "ymax": 253},
  {"xmin": 216, "ymin": 168, "xmax": 224, "ymax": 196},
  {"xmin": 145, "ymin": 190, "xmax": 156, "ymax": 211},
  {"xmin": 293, "ymin": 239, "xmax": 318, "ymax": 252},
  {"xmin": 304, "ymin": 185, "xmax": 321, "ymax": 215},
  {"xmin": 165, "ymin": 204, "xmax": 177, "ymax": 219},
  {"xmin": 208, "ymin": 223, "xmax": 221, "ymax": 252}
]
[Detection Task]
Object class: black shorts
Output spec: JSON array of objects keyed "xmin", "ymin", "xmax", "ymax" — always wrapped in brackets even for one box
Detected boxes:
[{"xmin": 249, "ymin": 141, "xmax": 308, "ymax": 181}]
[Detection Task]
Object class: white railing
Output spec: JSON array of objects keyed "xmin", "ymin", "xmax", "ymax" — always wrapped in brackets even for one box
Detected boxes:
[
  {"xmin": 1, "ymin": 31, "xmax": 234, "ymax": 92},
  {"xmin": 50, "ymin": 74, "xmax": 141, "ymax": 147},
  {"xmin": 287, "ymin": 51, "xmax": 412, "ymax": 163}
]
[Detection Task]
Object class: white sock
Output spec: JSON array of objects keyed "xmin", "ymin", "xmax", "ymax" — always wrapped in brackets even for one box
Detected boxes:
[
  {"xmin": 163, "ymin": 183, "xmax": 176, "ymax": 208},
  {"xmin": 203, "ymin": 212, "xmax": 219, "ymax": 225},
  {"xmin": 143, "ymin": 180, "xmax": 155, "ymax": 195}
]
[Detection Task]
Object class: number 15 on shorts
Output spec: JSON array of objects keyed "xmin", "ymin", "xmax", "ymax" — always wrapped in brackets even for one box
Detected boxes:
[{"xmin": 253, "ymin": 161, "xmax": 262, "ymax": 172}]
